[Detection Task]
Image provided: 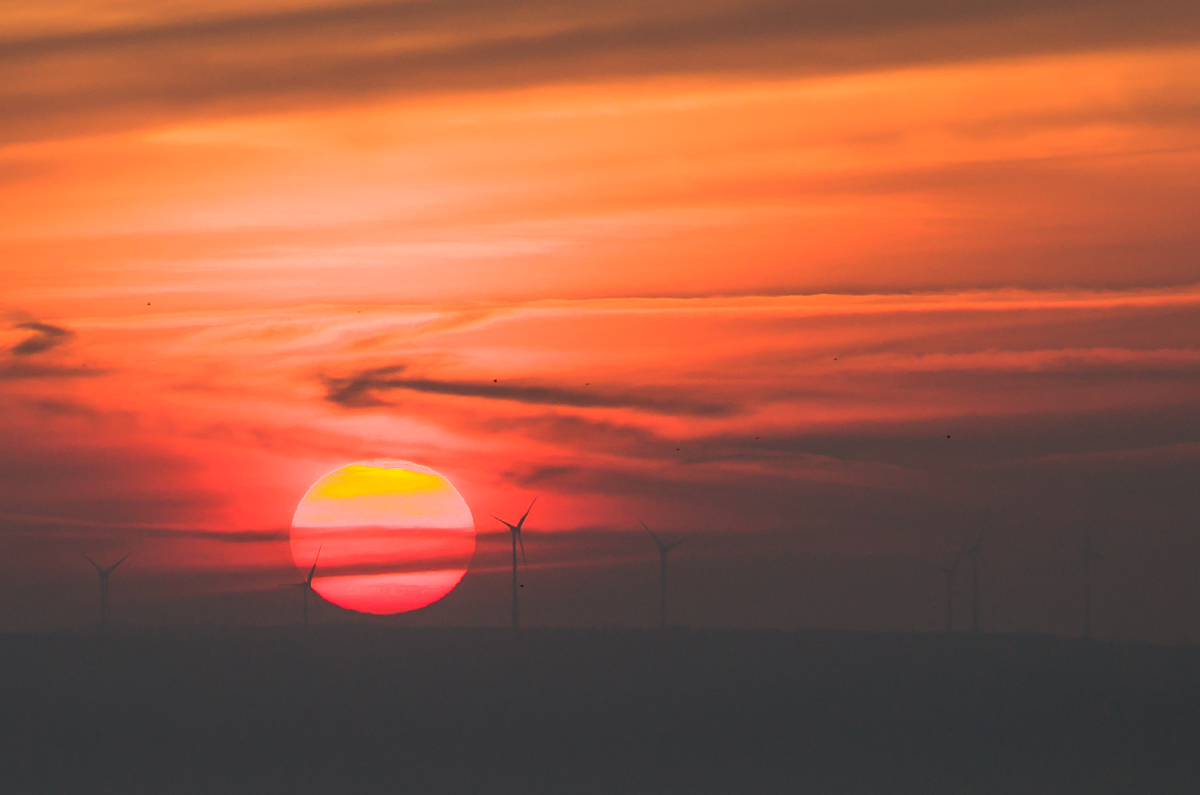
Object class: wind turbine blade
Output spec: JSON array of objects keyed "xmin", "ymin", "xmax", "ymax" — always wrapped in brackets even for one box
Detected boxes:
[
  {"xmin": 82, "ymin": 554, "xmax": 102, "ymax": 572},
  {"xmin": 108, "ymin": 552, "xmax": 132, "ymax": 572},
  {"xmin": 517, "ymin": 530, "xmax": 527, "ymax": 571},
  {"xmin": 516, "ymin": 498, "xmax": 537, "ymax": 530},
  {"xmin": 641, "ymin": 522, "xmax": 664, "ymax": 549},
  {"xmin": 491, "ymin": 514, "xmax": 518, "ymax": 531},
  {"xmin": 307, "ymin": 545, "xmax": 323, "ymax": 585}
]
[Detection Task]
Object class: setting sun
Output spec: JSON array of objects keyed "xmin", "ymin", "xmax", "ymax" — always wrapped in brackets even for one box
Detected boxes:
[{"xmin": 290, "ymin": 460, "xmax": 476, "ymax": 614}]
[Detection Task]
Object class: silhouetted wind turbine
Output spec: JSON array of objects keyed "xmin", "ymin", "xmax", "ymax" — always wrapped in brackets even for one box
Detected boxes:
[
  {"xmin": 283, "ymin": 546, "xmax": 321, "ymax": 626},
  {"xmin": 492, "ymin": 499, "xmax": 535, "ymax": 631},
  {"xmin": 935, "ymin": 563, "xmax": 956, "ymax": 633},
  {"xmin": 83, "ymin": 553, "xmax": 130, "ymax": 628},
  {"xmin": 1081, "ymin": 532, "xmax": 1103, "ymax": 640},
  {"xmin": 643, "ymin": 522, "xmax": 687, "ymax": 628},
  {"xmin": 962, "ymin": 541, "xmax": 982, "ymax": 633}
]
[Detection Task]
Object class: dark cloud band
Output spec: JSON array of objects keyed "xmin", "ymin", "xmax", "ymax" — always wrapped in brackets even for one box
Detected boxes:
[
  {"xmin": 1, "ymin": 0, "xmax": 1196, "ymax": 142},
  {"xmin": 10, "ymin": 321, "xmax": 74, "ymax": 356}
]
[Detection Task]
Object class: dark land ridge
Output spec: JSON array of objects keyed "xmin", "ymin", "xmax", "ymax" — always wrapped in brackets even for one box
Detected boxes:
[{"xmin": 2, "ymin": 626, "xmax": 1198, "ymax": 793}]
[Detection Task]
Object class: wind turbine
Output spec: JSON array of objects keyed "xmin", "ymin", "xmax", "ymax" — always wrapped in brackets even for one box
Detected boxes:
[
  {"xmin": 283, "ymin": 546, "xmax": 321, "ymax": 626},
  {"xmin": 83, "ymin": 553, "xmax": 130, "ymax": 628},
  {"xmin": 935, "ymin": 563, "xmax": 956, "ymax": 633},
  {"xmin": 492, "ymin": 499, "xmax": 536, "ymax": 630},
  {"xmin": 1081, "ymin": 532, "xmax": 1103, "ymax": 640},
  {"xmin": 642, "ymin": 522, "xmax": 687, "ymax": 628},
  {"xmin": 962, "ymin": 541, "xmax": 982, "ymax": 633}
]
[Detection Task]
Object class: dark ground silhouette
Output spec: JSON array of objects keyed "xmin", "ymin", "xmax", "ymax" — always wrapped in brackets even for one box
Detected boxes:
[{"xmin": 2, "ymin": 627, "xmax": 1198, "ymax": 793}]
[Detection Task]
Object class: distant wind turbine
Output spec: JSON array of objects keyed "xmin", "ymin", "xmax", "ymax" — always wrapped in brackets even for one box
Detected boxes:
[
  {"xmin": 1081, "ymin": 532, "xmax": 1103, "ymax": 640},
  {"xmin": 83, "ymin": 553, "xmax": 130, "ymax": 628},
  {"xmin": 492, "ymin": 499, "xmax": 536, "ymax": 630},
  {"xmin": 283, "ymin": 546, "xmax": 321, "ymax": 626},
  {"xmin": 962, "ymin": 541, "xmax": 982, "ymax": 633},
  {"xmin": 935, "ymin": 563, "xmax": 956, "ymax": 633},
  {"xmin": 643, "ymin": 522, "xmax": 687, "ymax": 628}
]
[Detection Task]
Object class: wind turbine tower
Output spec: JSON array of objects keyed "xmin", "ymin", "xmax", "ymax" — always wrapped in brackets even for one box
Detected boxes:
[
  {"xmin": 1081, "ymin": 532, "xmax": 1103, "ymax": 640},
  {"xmin": 643, "ymin": 522, "xmax": 687, "ymax": 627},
  {"xmin": 284, "ymin": 547, "xmax": 322, "ymax": 626},
  {"xmin": 83, "ymin": 553, "xmax": 130, "ymax": 628},
  {"xmin": 492, "ymin": 499, "xmax": 536, "ymax": 630},
  {"xmin": 963, "ymin": 541, "xmax": 982, "ymax": 633}
]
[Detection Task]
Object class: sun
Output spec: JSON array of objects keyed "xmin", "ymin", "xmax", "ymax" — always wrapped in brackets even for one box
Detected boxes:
[{"xmin": 289, "ymin": 460, "xmax": 476, "ymax": 614}]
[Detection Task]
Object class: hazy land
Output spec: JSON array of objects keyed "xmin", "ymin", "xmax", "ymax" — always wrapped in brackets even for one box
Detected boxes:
[{"xmin": 2, "ymin": 626, "xmax": 1198, "ymax": 793}]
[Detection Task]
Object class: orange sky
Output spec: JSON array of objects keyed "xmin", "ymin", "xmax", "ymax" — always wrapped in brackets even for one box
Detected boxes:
[{"xmin": 2, "ymin": 0, "xmax": 1198, "ymax": 638}]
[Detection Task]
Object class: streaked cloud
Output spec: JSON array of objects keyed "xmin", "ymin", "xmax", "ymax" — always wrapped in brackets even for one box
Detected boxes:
[
  {"xmin": 2, "ymin": 0, "xmax": 1197, "ymax": 141},
  {"xmin": 323, "ymin": 364, "xmax": 738, "ymax": 416}
]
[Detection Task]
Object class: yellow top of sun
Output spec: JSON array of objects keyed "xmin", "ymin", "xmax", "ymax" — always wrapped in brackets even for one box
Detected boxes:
[{"xmin": 309, "ymin": 464, "xmax": 449, "ymax": 500}]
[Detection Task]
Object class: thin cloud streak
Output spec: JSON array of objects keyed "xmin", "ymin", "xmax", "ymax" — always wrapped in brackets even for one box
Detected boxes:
[
  {"xmin": 0, "ymin": 512, "xmax": 289, "ymax": 543},
  {"xmin": 322, "ymin": 364, "xmax": 738, "ymax": 416},
  {"xmin": 0, "ymin": 362, "xmax": 105, "ymax": 380}
]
